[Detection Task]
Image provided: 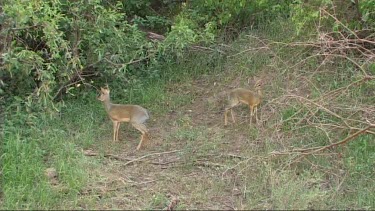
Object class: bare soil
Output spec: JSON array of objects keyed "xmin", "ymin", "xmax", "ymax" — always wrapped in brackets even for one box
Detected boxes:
[{"xmin": 76, "ymin": 72, "xmax": 273, "ymax": 210}]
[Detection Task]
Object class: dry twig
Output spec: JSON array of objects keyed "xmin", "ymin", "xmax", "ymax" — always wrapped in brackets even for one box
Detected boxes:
[
  {"xmin": 123, "ymin": 150, "xmax": 181, "ymax": 166},
  {"xmin": 82, "ymin": 149, "xmax": 133, "ymax": 161},
  {"xmin": 300, "ymin": 124, "xmax": 374, "ymax": 155},
  {"xmin": 270, "ymin": 124, "xmax": 375, "ymax": 158}
]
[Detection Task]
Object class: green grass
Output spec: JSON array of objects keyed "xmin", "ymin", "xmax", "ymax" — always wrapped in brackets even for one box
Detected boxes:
[
  {"xmin": 339, "ymin": 135, "xmax": 375, "ymax": 209},
  {"xmin": 2, "ymin": 134, "xmax": 56, "ymax": 209},
  {"xmin": 2, "ymin": 97, "xmax": 102, "ymax": 209},
  {"xmin": 147, "ymin": 193, "xmax": 169, "ymax": 209}
]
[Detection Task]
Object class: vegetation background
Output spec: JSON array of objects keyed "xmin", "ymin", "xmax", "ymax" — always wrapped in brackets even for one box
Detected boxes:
[{"xmin": 1, "ymin": 0, "xmax": 374, "ymax": 209}]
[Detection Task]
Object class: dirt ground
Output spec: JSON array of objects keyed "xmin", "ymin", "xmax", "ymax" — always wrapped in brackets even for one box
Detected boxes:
[
  {"xmin": 64, "ymin": 66, "xmax": 372, "ymax": 210},
  {"xmin": 74, "ymin": 73, "xmax": 275, "ymax": 210}
]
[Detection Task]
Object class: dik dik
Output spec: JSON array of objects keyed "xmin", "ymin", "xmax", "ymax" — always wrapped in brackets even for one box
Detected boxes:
[
  {"xmin": 98, "ymin": 87, "xmax": 150, "ymax": 150},
  {"xmin": 224, "ymin": 79, "xmax": 264, "ymax": 126}
]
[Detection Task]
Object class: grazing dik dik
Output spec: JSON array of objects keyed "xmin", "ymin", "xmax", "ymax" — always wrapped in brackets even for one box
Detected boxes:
[
  {"xmin": 224, "ymin": 79, "xmax": 264, "ymax": 126},
  {"xmin": 98, "ymin": 87, "xmax": 150, "ymax": 150}
]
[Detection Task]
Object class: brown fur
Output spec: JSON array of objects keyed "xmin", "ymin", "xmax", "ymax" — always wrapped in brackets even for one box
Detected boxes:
[
  {"xmin": 224, "ymin": 80, "xmax": 263, "ymax": 126},
  {"xmin": 98, "ymin": 87, "xmax": 150, "ymax": 150}
]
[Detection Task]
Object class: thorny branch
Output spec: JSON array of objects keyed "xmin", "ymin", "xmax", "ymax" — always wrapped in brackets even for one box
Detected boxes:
[
  {"xmin": 277, "ymin": 124, "xmax": 375, "ymax": 165},
  {"xmin": 302, "ymin": 124, "xmax": 374, "ymax": 154}
]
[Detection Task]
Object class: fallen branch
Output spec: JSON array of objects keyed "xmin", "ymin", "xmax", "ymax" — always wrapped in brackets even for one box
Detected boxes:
[
  {"xmin": 221, "ymin": 153, "xmax": 248, "ymax": 160},
  {"xmin": 193, "ymin": 161, "xmax": 226, "ymax": 168},
  {"xmin": 150, "ymin": 158, "xmax": 181, "ymax": 166},
  {"xmin": 197, "ymin": 153, "xmax": 248, "ymax": 160},
  {"xmin": 83, "ymin": 149, "xmax": 133, "ymax": 161},
  {"xmin": 319, "ymin": 76, "xmax": 373, "ymax": 101},
  {"xmin": 313, "ymin": 123, "xmax": 375, "ymax": 135},
  {"xmin": 285, "ymin": 124, "xmax": 373, "ymax": 165},
  {"xmin": 221, "ymin": 155, "xmax": 265, "ymax": 178},
  {"xmin": 284, "ymin": 94, "xmax": 351, "ymax": 128},
  {"xmin": 123, "ymin": 150, "xmax": 181, "ymax": 166},
  {"xmin": 271, "ymin": 124, "xmax": 374, "ymax": 157},
  {"xmin": 301, "ymin": 124, "xmax": 375, "ymax": 155}
]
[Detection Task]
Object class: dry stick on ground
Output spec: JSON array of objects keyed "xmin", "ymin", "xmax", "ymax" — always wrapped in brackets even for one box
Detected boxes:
[
  {"xmin": 267, "ymin": 36, "xmax": 374, "ymax": 77},
  {"xmin": 245, "ymin": 34, "xmax": 290, "ymax": 70},
  {"xmin": 193, "ymin": 161, "xmax": 227, "ymax": 168},
  {"xmin": 269, "ymin": 87, "xmax": 375, "ymax": 155},
  {"xmin": 150, "ymin": 158, "xmax": 181, "ymax": 166},
  {"xmin": 288, "ymin": 51, "xmax": 371, "ymax": 77},
  {"xmin": 84, "ymin": 149, "xmax": 182, "ymax": 165},
  {"xmin": 300, "ymin": 124, "xmax": 375, "ymax": 155},
  {"xmin": 221, "ymin": 156, "xmax": 266, "ymax": 178},
  {"xmin": 321, "ymin": 8, "xmax": 360, "ymax": 39},
  {"xmin": 82, "ymin": 149, "xmax": 133, "ymax": 161},
  {"xmin": 315, "ymin": 123, "xmax": 375, "ymax": 135},
  {"xmin": 320, "ymin": 53, "xmax": 371, "ymax": 77},
  {"xmin": 270, "ymin": 122, "xmax": 375, "ymax": 155},
  {"xmin": 289, "ymin": 93, "xmax": 375, "ymax": 127},
  {"xmin": 319, "ymin": 77, "xmax": 372, "ymax": 101},
  {"xmin": 314, "ymin": 124, "xmax": 334, "ymax": 143},
  {"xmin": 296, "ymin": 108, "xmax": 320, "ymax": 126},
  {"xmin": 221, "ymin": 153, "xmax": 248, "ymax": 160},
  {"xmin": 287, "ymin": 124, "xmax": 375, "ymax": 164},
  {"xmin": 123, "ymin": 150, "xmax": 181, "ymax": 166},
  {"xmin": 284, "ymin": 94, "xmax": 352, "ymax": 128},
  {"xmin": 272, "ymin": 124, "xmax": 374, "ymax": 159}
]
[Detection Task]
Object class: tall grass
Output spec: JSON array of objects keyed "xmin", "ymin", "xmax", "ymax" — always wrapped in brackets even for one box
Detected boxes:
[{"xmin": 2, "ymin": 101, "xmax": 97, "ymax": 209}]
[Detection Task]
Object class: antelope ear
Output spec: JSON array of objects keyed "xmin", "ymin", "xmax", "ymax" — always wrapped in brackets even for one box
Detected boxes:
[{"xmin": 100, "ymin": 87, "xmax": 105, "ymax": 92}]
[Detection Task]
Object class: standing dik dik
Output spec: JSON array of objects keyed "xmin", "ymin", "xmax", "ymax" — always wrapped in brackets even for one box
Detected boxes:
[
  {"xmin": 224, "ymin": 79, "xmax": 264, "ymax": 126},
  {"xmin": 98, "ymin": 87, "xmax": 150, "ymax": 150}
]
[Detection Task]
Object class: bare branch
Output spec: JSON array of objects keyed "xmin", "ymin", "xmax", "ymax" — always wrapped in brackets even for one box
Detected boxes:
[{"xmin": 123, "ymin": 150, "xmax": 181, "ymax": 166}]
